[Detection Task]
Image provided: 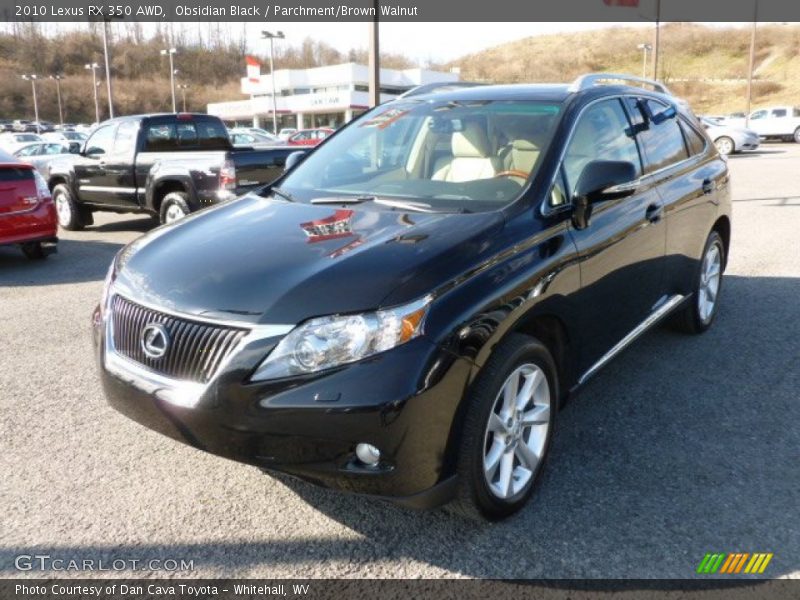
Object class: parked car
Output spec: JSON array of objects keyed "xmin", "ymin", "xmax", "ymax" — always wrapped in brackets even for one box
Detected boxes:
[
  {"xmin": 94, "ymin": 74, "xmax": 731, "ymax": 520},
  {"xmin": 48, "ymin": 113, "xmax": 305, "ymax": 229},
  {"xmin": 12, "ymin": 119, "xmax": 37, "ymax": 133},
  {"xmin": 43, "ymin": 131, "xmax": 88, "ymax": 153},
  {"xmin": 0, "ymin": 119, "xmax": 13, "ymax": 132},
  {"xmin": 287, "ymin": 128, "xmax": 334, "ymax": 147},
  {"xmin": 0, "ymin": 132, "xmax": 45, "ymax": 153},
  {"xmin": 0, "ymin": 149, "xmax": 57, "ymax": 259},
  {"xmin": 13, "ymin": 142, "xmax": 74, "ymax": 177},
  {"xmin": 727, "ymin": 106, "xmax": 800, "ymax": 142},
  {"xmin": 277, "ymin": 127, "xmax": 297, "ymax": 141},
  {"xmin": 698, "ymin": 117, "xmax": 759, "ymax": 156},
  {"xmin": 229, "ymin": 129, "xmax": 285, "ymax": 148}
]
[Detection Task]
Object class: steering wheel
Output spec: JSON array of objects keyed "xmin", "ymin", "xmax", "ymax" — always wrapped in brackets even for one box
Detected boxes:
[{"xmin": 494, "ymin": 170, "xmax": 529, "ymax": 180}]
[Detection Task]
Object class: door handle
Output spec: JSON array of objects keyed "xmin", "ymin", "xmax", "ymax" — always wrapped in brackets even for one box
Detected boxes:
[
  {"xmin": 702, "ymin": 179, "xmax": 714, "ymax": 195},
  {"xmin": 645, "ymin": 203, "xmax": 663, "ymax": 223}
]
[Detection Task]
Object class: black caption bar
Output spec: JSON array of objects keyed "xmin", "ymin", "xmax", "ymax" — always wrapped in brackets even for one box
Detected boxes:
[
  {"xmin": 2, "ymin": 0, "xmax": 800, "ymax": 22},
  {"xmin": 2, "ymin": 580, "xmax": 800, "ymax": 600}
]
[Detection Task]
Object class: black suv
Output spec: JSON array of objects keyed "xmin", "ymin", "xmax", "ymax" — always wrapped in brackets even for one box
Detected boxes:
[{"xmin": 94, "ymin": 74, "xmax": 731, "ymax": 520}]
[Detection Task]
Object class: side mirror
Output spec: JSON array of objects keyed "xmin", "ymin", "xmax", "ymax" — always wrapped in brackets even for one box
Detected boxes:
[
  {"xmin": 572, "ymin": 160, "xmax": 637, "ymax": 229},
  {"xmin": 284, "ymin": 150, "xmax": 306, "ymax": 172}
]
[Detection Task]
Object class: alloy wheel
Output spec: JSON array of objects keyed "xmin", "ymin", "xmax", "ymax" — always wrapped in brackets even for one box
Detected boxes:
[
  {"xmin": 164, "ymin": 203, "xmax": 187, "ymax": 223},
  {"xmin": 715, "ymin": 137, "xmax": 734, "ymax": 156},
  {"xmin": 54, "ymin": 191, "xmax": 72, "ymax": 227},
  {"xmin": 482, "ymin": 363, "xmax": 551, "ymax": 500},
  {"xmin": 698, "ymin": 241, "xmax": 722, "ymax": 323}
]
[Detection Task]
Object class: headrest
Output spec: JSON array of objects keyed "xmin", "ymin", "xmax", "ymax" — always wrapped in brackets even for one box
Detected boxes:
[
  {"xmin": 511, "ymin": 139, "xmax": 539, "ymax": 152},
  {"xmin": 452, "ymin": 122, "xmax": 491, "ymax": 158}
]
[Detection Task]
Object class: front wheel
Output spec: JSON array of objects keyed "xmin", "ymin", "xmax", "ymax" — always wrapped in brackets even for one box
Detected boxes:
[
  {"xmin": 670, "ymin": 231, "xmax": 725, "ymax": 334},
  {"xmin": 794, "ymin": 127, "xmax": 800, "ymax": 144},
  {"xmin": 448, "ymin": 333, "xmax": 557, "ymax": 521},
  {"xmin": 714, "ymin": 136, "xmax": 735, "ymax": 156},
  {"xmin": 52, "ymin": 184, "xmax": 88, "ymax": 231}
]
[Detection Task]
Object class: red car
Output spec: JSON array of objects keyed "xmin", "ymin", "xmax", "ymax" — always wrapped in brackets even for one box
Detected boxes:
[
  {"xmin": 0, "ymin": 149, "xmax": 57, "ymax": 259},
  {"xmin": 287, "ymin": 128, "xmax": 334, "ymax": 147}
]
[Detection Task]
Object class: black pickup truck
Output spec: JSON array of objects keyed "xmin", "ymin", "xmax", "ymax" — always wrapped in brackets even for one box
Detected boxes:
[{"xmin": 47, "ymin": 113, "xmax": 301, "ymax": 229}]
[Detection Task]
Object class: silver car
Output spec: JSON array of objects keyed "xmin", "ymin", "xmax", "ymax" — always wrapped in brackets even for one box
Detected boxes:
[
  {"xmin": 12, "ymin": 141, "xmax": 73, "ymax": 177},
  {"xmin": 700, "ymin": 117, "xmax": 759, "ymax": 156}
]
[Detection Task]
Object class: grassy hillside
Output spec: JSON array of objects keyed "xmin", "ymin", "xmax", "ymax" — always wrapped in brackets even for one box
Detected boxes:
[{"xmin": 449, "ymin": 23, "xmax": 800, "ymax": 114}]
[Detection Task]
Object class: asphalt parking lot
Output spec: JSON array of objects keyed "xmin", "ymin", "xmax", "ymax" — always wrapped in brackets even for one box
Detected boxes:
[{"xmin": 1, "ymin": 144, "xmax": 799, "ymax": 580}]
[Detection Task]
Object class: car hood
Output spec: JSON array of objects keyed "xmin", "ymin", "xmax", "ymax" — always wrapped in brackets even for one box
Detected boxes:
[{"xmin": 114, "ymin": 194, "xmax": 504, "ymax": 325}]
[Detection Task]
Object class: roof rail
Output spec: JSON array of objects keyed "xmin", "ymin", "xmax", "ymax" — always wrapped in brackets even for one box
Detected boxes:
[
  {"xmin": 398, "ymin": 81, "xmax": 486, "ymax": 99},
  {"xmin": 569, "ymin": 73, "xmax": 672, "ymax": 96}
]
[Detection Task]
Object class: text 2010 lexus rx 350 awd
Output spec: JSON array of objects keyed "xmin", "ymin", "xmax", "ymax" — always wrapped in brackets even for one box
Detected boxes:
[{"xmin": 94, "ymin": 75, "xmax": 731, "ymax": 520}]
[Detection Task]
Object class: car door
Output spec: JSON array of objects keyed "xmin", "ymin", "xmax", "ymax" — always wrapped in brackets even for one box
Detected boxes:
[
  {"xmin": 99, "ymin": 120, "xmax": 140, "ymax": 208},
  {"xmin": 747, "ymin": 109, "xmax": 768, "ymax": 136},
  {"xmin": 74, "ymin": 123, "xmax": 117, "ymax": 204},
  {"xmin": 562, "ymin": 97, "xmax": 667, "ymax": 371}
]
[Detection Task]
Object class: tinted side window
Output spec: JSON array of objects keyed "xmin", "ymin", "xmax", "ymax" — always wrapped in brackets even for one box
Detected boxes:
[
  {"xmin": 563, "ymin": 98, "xmax": 641, "ymax": 192},
  {"xmin": 679, "ymin": 120, "xmax": 707, "ymax": 156},
  {"xmin": 144, "ymin": 119, "xmax": 229, "ymax": 151},
  {"xmin": 85, "ymin": 125, "xmax": 115, "ymax": 156},
  {"xmin": 628, "ymin": 98, "xmax": 689, "ymax": 173},
  {"xmin": 771, "ymin": 109, "xmax": 787, "ymax": 118}
]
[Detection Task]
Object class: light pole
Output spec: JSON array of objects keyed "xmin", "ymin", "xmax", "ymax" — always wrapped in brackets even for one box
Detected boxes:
[
  {"xmin": 178, "ymin": 84, "xmax": 189, "ymax": 112},
  {"xmin": 745, "ymin": 0, "xmax": 759, "ymax": 127},
  {"xmin": 161, "ymin": 48, "xmax": 177, "ymax": 112},
  {"xmin": 261, "ymin": 30, "xmax": 285, "ymax": 135},
  {"xmin": 21, "ymin": 74, "xmax": 40, "ymax": 133},
  {"xmin": 101, "ymin": 20, "xmax": 114, "ymax": 118},
  {"xmin": 50, "ymin": 74, "xmax": 65, "ymax": 126},
  {"xmin": 85, "ymin": 63, "xmax": 100, "ymax": 124},
  {"xmin": 637, "ymin": 44, "xmax": 652, "ymax": 79}
]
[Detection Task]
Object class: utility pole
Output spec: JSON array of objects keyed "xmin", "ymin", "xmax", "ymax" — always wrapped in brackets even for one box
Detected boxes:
[
  {"xmin": 50, "ymin": 74, "xmax": 64, "ymax": 126},
  {"xmin": 261, "ymin": 31, "xmax": 285, "ymax": 135},
  {"xmin": 368, "ymin": 0, "xmax": 380, "ymax": 107},
  {"xmin": 161, "ymin": 48, "xmax": 178, "ymax": 112},
  {"xmin": 85, "ymin": 63, "xmax": 100, "ymax": 123},
  {"xmin": 101, "ymin": 20, "xmax": 114, "ymax": 118},
  {"xmin": 22, "ymin": 74, "xmax": 40, "ymax": 133},
  {"xmin": 745, "ymin": 0, "xmax": 759, "ymax": 127},
  {"xmin": 652, "ymin": 0, "xmax": 661, "ymax": 81},
  {"xmin": 637, "ymin": 44, "xmax": 652, "ymax": 79}
]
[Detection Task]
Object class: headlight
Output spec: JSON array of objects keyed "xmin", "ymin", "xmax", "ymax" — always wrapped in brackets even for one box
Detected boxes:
[{"xmin": 251, "ymin": 295, "xmax": 431, "ymax": 381}]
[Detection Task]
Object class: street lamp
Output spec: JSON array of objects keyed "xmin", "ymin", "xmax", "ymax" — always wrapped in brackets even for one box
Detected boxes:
[
  {"xmin": 160, "ymin": 48, "xmax": 178, "ymax": 112},
  {"xmin": 261, "ymin": 30, "xmax": 285, "ymax": 135},
  {"xmin": 50, "ymin": 74, "xmax": 65, "ymax": 126},
  {"xmin": 85, "ymin": 63, "xmax": 101, "ymax": 124},
  {"xmin": 637, "ymin": 43, "xmax": 652, "ymax": 79},
  {"xmin": 177, "ymin": 84, "xmax": 189, "ymax": 112},
  {"xmin": 21, "ymin": 74, "xmax": 40, "ymax": 133}
]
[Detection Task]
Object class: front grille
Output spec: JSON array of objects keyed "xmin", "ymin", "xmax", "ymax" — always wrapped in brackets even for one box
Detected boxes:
[{"xmin": 110, "ymin": 295, "xmax": 249, "ymax": 383}]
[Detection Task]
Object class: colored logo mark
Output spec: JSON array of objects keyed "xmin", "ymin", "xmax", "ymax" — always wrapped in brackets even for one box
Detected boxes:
[{"xmin": 697, "ymin": 553, "xmax": 773, "ymax": 574}]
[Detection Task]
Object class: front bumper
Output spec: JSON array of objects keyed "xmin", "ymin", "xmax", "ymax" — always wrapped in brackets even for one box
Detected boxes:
[{"xmin": 93, "ymin": 302, "xmax": 471, "ymax": 505}]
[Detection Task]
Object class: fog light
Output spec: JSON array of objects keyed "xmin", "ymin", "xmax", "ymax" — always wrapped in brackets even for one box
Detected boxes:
[{"xmin": 355, "ymin": 443, "xmax": 381, "ymax": 467}]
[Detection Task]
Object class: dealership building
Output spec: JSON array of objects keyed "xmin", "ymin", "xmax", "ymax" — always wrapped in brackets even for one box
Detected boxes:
[{"xmin": 206, "ymin": 62, "xmax": 460, "ymax": 131}]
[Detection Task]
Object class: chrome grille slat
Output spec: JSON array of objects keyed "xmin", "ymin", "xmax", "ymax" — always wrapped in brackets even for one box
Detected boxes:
[{"xmin": 110, "ymin": 296, "xmax": 248, "ymax": 384}]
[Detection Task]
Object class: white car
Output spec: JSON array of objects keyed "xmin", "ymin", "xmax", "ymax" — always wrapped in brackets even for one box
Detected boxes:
[
  {"xmin": 42, "ymin": 131, "xmax": 88, "ymax": 153},
  {"xmin": 699, "ymin": 117, "xmax": 759, "ymax": 156},
  {"xmin": 727, "ymin": 106, "xmax": 800, "ymax": 143},
  {"xmin": 0, "ymin": 132, "xmax": 44, "ymax": 153},
  {"xmin": 277, "ymin": 128, "xmax": 297, "ymax": 141}
]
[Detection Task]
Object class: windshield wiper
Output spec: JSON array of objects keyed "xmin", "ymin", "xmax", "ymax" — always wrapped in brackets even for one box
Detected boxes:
[
  {"xmin": 270, "ymin": 186, "xmax": 296, "ymax": 202},
  {"xmin": 373, "ymin": 198, "xmax": 436, "ymax": 213},
  {"xmin": 310, "ymin": 196, "xmax": 375, "ymax": 205}
]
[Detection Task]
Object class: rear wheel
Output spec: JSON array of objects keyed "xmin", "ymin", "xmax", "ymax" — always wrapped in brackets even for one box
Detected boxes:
[
  {"xmin": 159, "ymin": 191, "xmax": 191, "ymax": 225},
  {"xmin": 794, "ymin": 127, "xmax": 800, "ymax": 144},
  {"xmin": 448, "ymin": 333, "xmax": 557, "ymax": 521},
  {"xmin": 670, "ymin": 231, "xmax": 725, "ymax": 334},
  {"xmin": 21, "ymin": 242, "xmax": 46, "ymax": 260},
  {"xmin": 714, "ymin": 136, "xmax": 735, "ymax": 156}
]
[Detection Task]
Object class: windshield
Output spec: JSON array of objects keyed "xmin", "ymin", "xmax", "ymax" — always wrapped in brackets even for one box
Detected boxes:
[{"xmin": 278, "ymin": 99, "xmax": 562, "ymax": 213}]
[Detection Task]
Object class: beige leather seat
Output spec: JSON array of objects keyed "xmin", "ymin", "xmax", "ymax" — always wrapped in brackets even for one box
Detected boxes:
[
  {"xmin": 501, "ymin": 139, "xmax": 541, "ymax": 174},
  {"xmin": 432, "ymin": 122, "xmax": 497, "ymax": 182}
]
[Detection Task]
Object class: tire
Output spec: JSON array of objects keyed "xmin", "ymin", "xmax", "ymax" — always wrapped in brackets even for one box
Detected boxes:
[
  {"xmin": 159, "ymin": 191, "xmax": 191, "ymax": 225},
  {"xmin": 669, "ymin": 231, "xmax": 725, "ymax": 334},
  {"xmin": 714, "ymin": 136, "xmax": 735, "ymax": 156},
  {"xmin": 21, "ymin": 241, "xmax": 46, "ymax": 260},
  {"xmin": 52, "ymin": 183, "xmax": 88, "ymax": 231},
  {"xmin": 448, "ymin": 333, "xmax": 558, "ymax": 521},
  {"xmin": 794, "ymin": 127, "xmax": 800, "ymax": 144}
]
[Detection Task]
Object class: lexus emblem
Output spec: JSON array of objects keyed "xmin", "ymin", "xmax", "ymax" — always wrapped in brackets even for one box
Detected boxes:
[{"xmin": 140, "ymin": 323, "xmax": 170, "ymax": 359}]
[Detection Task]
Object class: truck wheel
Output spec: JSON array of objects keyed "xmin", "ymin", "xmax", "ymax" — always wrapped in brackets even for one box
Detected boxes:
[
  {"xmin": 52, "ymin": 184, "xmax": 85, "ymax": 231},
  {"xmin": 21, "ymin": 242, "xmax": 47, "ymax": 260},
  {"xmin": 794, "ymin": 127, "xmax": 800, "ymax": 144},
  {"xmin": 448, "ymin": 333, "xmax": 557, "ymax": 521},
  {"xmin": 159, "ymin": 192, "xmax": 191, "ymax": 225}
]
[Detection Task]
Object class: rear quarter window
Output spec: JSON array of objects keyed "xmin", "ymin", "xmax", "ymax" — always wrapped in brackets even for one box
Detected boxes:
[
  {"xmin": 679, "ymin": 120, "xmax": 707, "ymax": 156},
  {"xmin": 627, "ymin": 98, "xmax": 689, "ymax": 174},
  {"xmin": 144, "ymin": 119, "xmax": 230, "ymax": 151}
]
